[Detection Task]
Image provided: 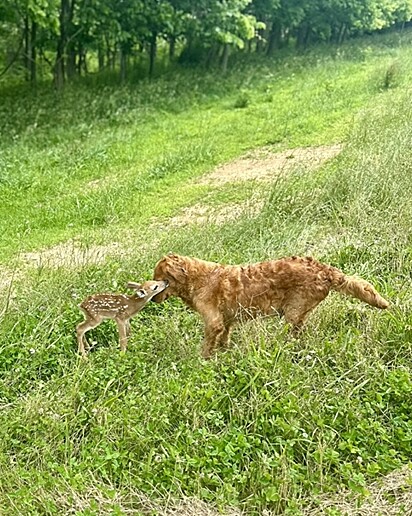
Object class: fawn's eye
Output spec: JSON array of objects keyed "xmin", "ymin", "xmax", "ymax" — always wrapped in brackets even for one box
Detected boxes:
[
  {"xmin": 152, "ymin": 285, "xmax": 158, "ymax": 291},
  {"xmin": 137, "ymin": 290, "xmax": 146, "ymax": 298}
]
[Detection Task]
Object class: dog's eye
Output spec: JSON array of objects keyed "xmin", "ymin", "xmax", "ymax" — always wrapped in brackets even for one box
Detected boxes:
[{"xmin": 152, "ymin": 285, "xmax": 158, "ymax": 291}]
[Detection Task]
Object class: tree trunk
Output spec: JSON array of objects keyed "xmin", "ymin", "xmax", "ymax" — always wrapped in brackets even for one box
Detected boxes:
[
  {"xmin": 338, "ymin": 23, "xmax": 347, "ymax": 45},
  {"xmin": 120, "ymin": 47, "xmax": 127, "ymax": 82},
  {"xmin": 297, "ymin": 24, "xmax": 309, "ymax": 49},
  {"xmin": 98, "ymin": 43, "xmax": 105, "ymax": 71},
  {"xmin": 54, "ymin": 0, "xmax": 70, "ymax": 88},
  {"xmin": 105, "ymin": 35, "xmax": 112, "ymax": 69},
  {"xmin": 169, "ymin": 36, "xmax": 176, "ymax": 61},
  {"xmin": 66, "ymin": 0, "xmax": 77, "ymax": 79},
  {"xmin": 111, "ymin": 44, "xmax": 117, "ymax": 70},
  {"xmin": 205, "ymin": 44, "xmax": 219, "ymax": 68},
  {"xmin": 221, "ymin": 43, "xmax": 230, "ymax": 73},
  {"xmin": 30, "ymin": 21, "xmax": 37, "ymax": 84},
  {"xmin": 77, "ymin": 43, "xmax": 82, "ymax": 74},
  {"xmin": 54, "ymin": 57, "xmax": 64, "ymax": 89},
  {"xmin": 266, "ymin": 22, "xmax": 281, "ymax": 56},
  {"xmin": 283, "ymin": 28, "xmax": 291, "ymax": 48},
  {"xmin": 82, "ymin": 50, "xmax": 88, "ymax": 74},
  {"xmin": 67, "ymin": 46, "xmax": 76, "ymax": 79},
  {"xmin": 77, "ymin": 46, "xmax": 87, "ymax": 75},
  {"xmin": 24, "ymin": 15, "xmax": 30, "ymax": 81},
  {"xmin": 24, "ymin": 17, "xmax": 37, "ymax": 84},
  {"xmin": 149, "ymin": 32, "xmax": 157, "ymax": 77}
]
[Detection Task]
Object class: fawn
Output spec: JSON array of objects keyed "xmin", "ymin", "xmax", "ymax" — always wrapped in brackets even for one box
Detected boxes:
[{"xmin": 76, "ymin": 279, "xmax": 168, "ymax": 358}]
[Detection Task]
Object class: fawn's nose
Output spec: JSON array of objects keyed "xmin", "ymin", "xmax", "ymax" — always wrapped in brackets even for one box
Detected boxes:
[{"xmin": 164, "ymin": 280, "xmax": 169, "ymax": 287}]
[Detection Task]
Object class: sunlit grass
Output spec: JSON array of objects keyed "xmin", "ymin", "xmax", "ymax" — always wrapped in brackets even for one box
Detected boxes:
[
  {"xmin": 1, "ymin": 30, "xmax": 412, "ymax": 263},
  {"xmin": 1, "ymin": 30, "xmax": 412, "ymax": 514}
]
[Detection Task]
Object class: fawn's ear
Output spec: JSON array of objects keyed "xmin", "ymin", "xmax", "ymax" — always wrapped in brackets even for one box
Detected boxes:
[
  {"xmin": 126, "ymin": 281, "xmax": 141, "ymax": 290},
  {"xmin": 137, "ymin": 289, "xmax": 146, "ymax": 298}
]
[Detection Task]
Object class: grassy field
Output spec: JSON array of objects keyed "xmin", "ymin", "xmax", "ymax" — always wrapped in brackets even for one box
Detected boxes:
[{"xmin": 1, "ymin": 30, "xmax": 412, "ymax": 514}]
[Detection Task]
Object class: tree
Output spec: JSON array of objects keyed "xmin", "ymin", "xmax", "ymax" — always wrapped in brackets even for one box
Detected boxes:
[
  {"xmin": 177, "ymin": 0, "xmax": 259, "ymax": 70},
  {"xmin": 1, "ymin": 0, "xmax": 412, "ymax": 87}
]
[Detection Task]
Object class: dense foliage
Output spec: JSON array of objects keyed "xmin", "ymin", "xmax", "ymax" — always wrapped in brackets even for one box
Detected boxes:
[{"xmin": 1, "ymin": 0, "xmax": 412, "ymax": 84}]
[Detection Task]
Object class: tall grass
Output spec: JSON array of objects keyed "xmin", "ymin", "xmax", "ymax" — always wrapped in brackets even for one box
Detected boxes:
[
  {"xmin": 1, "ymin": 30, "xmax": 412, "ymax": 514},
  {"xmin": 1, "ymin": 30, "xmax": 412, "ymax": 263}
]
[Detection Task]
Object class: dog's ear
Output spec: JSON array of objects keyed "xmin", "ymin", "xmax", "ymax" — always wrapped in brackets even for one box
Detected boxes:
[
  {"xmin": 165, "ymin": 263, "xmax": 187, "ymax": 282},
  {"xmin": 165, "ymin": 269, "xmax": 181, "ymax": 281},
  {"xmin": 168, "ymin": 254, "xmax": 186, "ymax": 267}
]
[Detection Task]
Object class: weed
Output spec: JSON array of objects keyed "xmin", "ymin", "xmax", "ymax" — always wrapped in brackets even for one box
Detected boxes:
[
  {"xmin": 233, "ymin": 91, "xmax": 251, "ymax": 109},
  {"xmin": 383, "ymin": 61, "xmax": 401, "ymax": 89}
]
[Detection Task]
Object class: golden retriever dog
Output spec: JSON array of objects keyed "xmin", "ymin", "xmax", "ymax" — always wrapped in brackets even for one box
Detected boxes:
[{"xmin": 152, "ymin": 253, "xmax": 389, "ymax": 358}]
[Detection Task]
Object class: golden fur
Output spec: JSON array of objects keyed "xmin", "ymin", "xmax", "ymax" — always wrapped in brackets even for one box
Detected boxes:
[{"xmin": 153, "ymin": 253, "xmax": 389, "ymax": 358}]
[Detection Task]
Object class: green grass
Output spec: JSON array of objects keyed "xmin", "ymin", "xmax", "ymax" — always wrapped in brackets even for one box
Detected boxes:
[{"xmin": 1, "ymin": 30, "xmax": 412, "ymax": 514}]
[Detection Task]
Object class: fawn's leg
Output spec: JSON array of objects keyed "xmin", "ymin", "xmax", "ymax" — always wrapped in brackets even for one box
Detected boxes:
[
  {"xmin": 116, "ymin": 318, "xmax": 128, "ymax": 352},
  {"xmin": 76, "ymin": 317, "xmax": 102, "ymax": 358},
  {"xmin": 125, "ymin": 320, "xmax": 131, "ymax": 338}
]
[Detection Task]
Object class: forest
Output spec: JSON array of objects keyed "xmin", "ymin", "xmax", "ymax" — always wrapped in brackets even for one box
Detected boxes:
[{"xmin": 1, "ymin": 0, "xmax": 412, "ymax": 85}]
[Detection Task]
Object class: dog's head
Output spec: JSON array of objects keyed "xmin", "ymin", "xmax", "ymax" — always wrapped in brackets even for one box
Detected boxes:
[{"xmin": 152, "ymin": 253, "xmax": 188, "ymax": 303}]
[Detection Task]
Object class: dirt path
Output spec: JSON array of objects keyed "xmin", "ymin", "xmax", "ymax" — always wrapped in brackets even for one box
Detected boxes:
[
  {"xmin": 1, "ymin": 143, "xmax": 342, "ymax": 278},
  {"xmin": 199, "ymin": 144, "xmax": 342, "ymax": 185}
]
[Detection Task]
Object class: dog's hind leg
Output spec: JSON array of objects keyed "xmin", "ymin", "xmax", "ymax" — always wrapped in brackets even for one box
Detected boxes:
[{"xmin": 283, "ymin": 295, "xmax": 324, "ymax": 335}]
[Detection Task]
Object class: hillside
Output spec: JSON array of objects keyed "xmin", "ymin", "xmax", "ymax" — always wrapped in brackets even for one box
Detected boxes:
[{"xmin": 1, "ymin": 31, "xmax": 412, "ymax": 514}]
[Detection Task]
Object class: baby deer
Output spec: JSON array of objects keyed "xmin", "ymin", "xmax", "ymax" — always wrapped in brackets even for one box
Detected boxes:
[{"xmin": 76, "ymin": 279, "xmax": 169, "ymax": 358}]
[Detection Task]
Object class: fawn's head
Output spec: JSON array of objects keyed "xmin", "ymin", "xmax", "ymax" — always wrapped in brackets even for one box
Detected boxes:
[{"xmin": 126, "ymin": 279, "xmax": 169, "ymax": 304}]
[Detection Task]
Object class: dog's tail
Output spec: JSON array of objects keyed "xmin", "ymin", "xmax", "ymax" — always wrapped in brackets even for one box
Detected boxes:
[{"xmin": 329, "ymin": 267, "xmax": 389, "ymax": 309}]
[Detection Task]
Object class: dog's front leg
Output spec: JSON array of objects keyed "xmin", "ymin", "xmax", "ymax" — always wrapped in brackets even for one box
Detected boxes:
[
  {"xmin": 220, "ymin": 324, "xmax": 232, "ymax": 350},
  {"xmin": 201, "ymin": 312, "xmax": 227, "ymax": 359}
]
